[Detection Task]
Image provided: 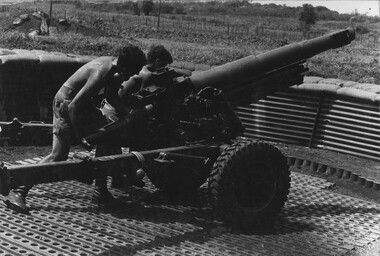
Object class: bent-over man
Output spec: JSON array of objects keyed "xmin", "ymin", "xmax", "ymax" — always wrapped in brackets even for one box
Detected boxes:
[{"xmin": 4, "ymin": 44, "xmax": 147, "ymax": 213}]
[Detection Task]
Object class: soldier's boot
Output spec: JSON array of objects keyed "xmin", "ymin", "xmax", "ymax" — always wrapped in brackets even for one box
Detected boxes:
[
  {"xmin": 4, "ymin": 186, "xmax": 32, "ymax": 214},
  {"xmin": 92, "ymin": 178, "xmax": 119, "ymax": 208}
]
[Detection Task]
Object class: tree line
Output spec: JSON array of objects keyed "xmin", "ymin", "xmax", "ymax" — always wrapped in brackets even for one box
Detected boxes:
[{"xmin": 67, "ymin": 0, "xmax": 378, "ymax": 22}]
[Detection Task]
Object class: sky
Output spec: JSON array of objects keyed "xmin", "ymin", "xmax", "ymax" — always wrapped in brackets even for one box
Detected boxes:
[{"xmin": 251, "ymin": 1, "xmax": 380, "ymax": 16}]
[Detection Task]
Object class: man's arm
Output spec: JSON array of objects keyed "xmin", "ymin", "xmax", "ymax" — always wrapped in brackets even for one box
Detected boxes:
[{"xmin": 118, "ymin": 74, "xmax": 143, "ymax": 100}]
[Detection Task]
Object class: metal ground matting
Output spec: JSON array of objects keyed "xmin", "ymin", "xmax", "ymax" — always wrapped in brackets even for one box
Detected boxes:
[{"xmin": 0, "ymin": 153, "xmax": 379, "ymax": 256}]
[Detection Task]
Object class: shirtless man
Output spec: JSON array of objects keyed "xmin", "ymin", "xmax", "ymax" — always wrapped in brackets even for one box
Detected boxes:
[
  {"xmin": 96, "ymin": 45, "xmax": 174, "ymax": 188},
  {"xmin": 4, "ymin": 44, "xmax": 146, "ymax": 213}
]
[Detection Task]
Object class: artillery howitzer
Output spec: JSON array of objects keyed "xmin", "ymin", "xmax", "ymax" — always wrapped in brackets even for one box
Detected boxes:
[{"xmin": 0, "ymin": 28, "xmax": 355, "ymax": 228}]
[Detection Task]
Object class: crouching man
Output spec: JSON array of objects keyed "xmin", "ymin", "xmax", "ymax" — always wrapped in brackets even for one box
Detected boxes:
[{"xmin": 4, "ymin": 44, "xmax": 147, "ymax": 213}]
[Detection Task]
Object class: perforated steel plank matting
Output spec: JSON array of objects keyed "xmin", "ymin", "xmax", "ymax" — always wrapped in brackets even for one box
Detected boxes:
[{"xmin": 0, "ymin": 152, "xmax": 379, "ymax": 256}]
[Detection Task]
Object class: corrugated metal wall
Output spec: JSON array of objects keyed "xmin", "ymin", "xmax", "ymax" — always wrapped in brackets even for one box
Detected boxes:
[
  {"xmin": 236, "ymin": 91, "xmax": 320, "ymax": 145},
  {"xmin": 236, "ymin": 89, "xmax": 380, "ymax": 161},
  {"xmin": 315, "ymin": 98, "xmax": 380, "ymax": 159}
]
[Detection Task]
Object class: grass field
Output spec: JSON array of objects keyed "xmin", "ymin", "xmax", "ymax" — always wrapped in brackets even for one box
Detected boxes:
[{"xmin": 0, "ymin": 1, "xmax": 379, "ymax": 84}]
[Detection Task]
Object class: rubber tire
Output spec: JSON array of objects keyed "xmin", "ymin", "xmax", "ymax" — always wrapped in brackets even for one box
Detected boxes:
[{"xmin": 208, "ymin": 137, "xmax": 290, "ymax": 229}]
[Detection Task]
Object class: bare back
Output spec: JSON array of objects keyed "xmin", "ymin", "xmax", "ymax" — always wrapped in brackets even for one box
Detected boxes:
[
  {"xmin": 63, "ymin": 56, "xmax": 114, "ymax": 101},
  {"xmin": 63, "ymin": 56, "xmax": 115, "ymax": 140}
]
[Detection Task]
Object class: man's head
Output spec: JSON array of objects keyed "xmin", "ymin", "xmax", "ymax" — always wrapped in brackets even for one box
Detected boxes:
[
  {"xmin": 146, "ymin": 45, "xmax": 173, "ymax": 71},
  {"xmin": 117, "ymin": 44, "xmax": 147, "ymax": 79}
]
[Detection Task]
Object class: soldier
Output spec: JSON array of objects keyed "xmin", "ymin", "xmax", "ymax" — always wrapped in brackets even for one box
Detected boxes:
[
  {"xmin": 100, "ymin": 44, "xmax": 174, "ymax": 188},
  {"xmin": 95, "ymin": 44, "xmax": 174, "ymax": 129},
  {"xmin": 4, "ymin": 44, "xmax": 147, "ymax": 213},
  {"xmin": 118, "ymin": 44, "xmax": 174, "ymax": 100}
]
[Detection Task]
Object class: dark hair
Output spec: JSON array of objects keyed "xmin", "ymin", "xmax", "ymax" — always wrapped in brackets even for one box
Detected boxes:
[
  {"xmin": 117, "ymin": 44, "xmax": 146, "ymax": 70},
  {"xmin": 146, "ymin": 45, "xmax": 173, "ymax": 65}
]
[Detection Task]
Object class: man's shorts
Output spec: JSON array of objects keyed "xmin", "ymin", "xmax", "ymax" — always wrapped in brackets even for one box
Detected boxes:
[
  {"xmin": 53, "ymin": 86, "xmax": 106, "ymax": 141},
  {"xmin": 52, "ymin": 86, "xmax": 75, "ymax": 138}
]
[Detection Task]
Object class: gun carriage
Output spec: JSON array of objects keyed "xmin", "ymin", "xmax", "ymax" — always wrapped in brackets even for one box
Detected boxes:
[{"xmin": 0, "ymin": 28, "xmax": 355, "ymax": 228}]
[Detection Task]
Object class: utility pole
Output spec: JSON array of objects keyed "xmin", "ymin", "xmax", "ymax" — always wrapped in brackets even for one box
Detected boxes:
[
  {"xmin": 49, "ymin": 0, "xmax": 53, "ymax": 18},
  {"xmin": 157, "ymin": 0, "xmax": 161, "ymax": 31}
]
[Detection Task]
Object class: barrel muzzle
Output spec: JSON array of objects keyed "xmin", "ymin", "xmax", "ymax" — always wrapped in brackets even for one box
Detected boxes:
[{"xmin": 330, "ymin": 27, "xmax": 355, "ymax": 48}]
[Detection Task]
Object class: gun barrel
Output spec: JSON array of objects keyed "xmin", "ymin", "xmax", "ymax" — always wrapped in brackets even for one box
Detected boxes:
[{"xmin": 189, "ymin": 27, "xmax": 355, "ymax": 91}]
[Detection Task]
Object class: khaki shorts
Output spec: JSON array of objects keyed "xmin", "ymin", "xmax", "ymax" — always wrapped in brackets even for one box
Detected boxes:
[{"xmin": 53, "ymin": 86, "xmax": 106, "ymax": 142}]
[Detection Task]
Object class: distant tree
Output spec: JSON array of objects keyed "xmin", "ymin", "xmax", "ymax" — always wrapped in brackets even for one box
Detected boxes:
[
  {"xmin": 174, "ymin": 4, "xmax": 186, "ymax": 15},
  {"xmin": 352, "ymin": 8, "xmax": 360, "ymax": 16},
  {"xmin": 161, "ymin": 3, "xmax": 174, "ymax": 14},
  {"xmin": 315, "ymin": 6, "xmax": 338, "ymax": 20},
  {"xmin": 133, "ymin": 2, "xmax": 140, "ymax": 16},
  {"xmin": 140, "ymin": 0, "xmax": 154, "ymax": 16},
  {"xmin": 227, "ymin": 1, "xmax": 246, "ymax": 9},
  {"xmin": 226, "ymin": 0, "xmax": 250, "ymax": 13},
  {"xmin": 299, "ymin": 4, "xmax": 317, "ymax": 25},
  {"xmin": 315, "ymin": 6, "xmax": 329, "ymax": 12},
  {"xmin": 298, "ymin": 4, "xmax": 317, "ymax": 38}
]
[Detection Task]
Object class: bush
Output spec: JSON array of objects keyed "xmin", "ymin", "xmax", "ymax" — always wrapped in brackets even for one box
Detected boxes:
[
  {"xmin": 174, "ymin": 4, "xmax": 186, "ymax": 15},
  {"xmin": 355, "ymin": 25, "xmax": 370, "ymax": 34},
  {"xmin": 133, "ymin": 2, "xmax": 140, "ymax": 16},
  {"xmin": 140, "ymin": 0, "xmax": 154, "ymax": 16},
  {"xmin": 161, "ymin": 3, "xmax": 174, "ymax": 14},
  {"xmin": 299, "ymin": 4, "xmax": 317, "ymax": 25}
]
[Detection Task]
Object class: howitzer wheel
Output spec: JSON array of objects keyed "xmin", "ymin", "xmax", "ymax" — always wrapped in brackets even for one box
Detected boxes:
[{"xmin": 208, "ymin": 138, "xmax": 290, "ymax": 229}]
